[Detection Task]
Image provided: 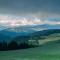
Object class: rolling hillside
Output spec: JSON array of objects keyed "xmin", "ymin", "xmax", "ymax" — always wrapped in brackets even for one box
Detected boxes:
[
  {"xmin": 0, "ymin": 29, "xmax": 60, "ymax": 60},
  {"xmin": 0, "ymin": 29, "xmax": 60, "ymax": 44},
  {"xmin": 1, "ymin": 39, "xmax": 60, "ymax": 60}
]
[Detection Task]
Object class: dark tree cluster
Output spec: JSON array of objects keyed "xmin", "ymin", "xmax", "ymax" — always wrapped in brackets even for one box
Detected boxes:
[{"xmin": 0, "ymin": 40, "xmax": 36, "ymax": 51}]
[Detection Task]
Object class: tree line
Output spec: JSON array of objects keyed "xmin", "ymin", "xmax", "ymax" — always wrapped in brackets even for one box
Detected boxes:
[{"xmin": 0, "ymin": 40, "xmax": 38, "ymax": 51}]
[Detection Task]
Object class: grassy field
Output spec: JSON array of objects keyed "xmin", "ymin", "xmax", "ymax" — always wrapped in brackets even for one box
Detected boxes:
[
  {"xmin": 0, "ymin": 46, "xmax": 60, "ymax": 60},
  {"xmin": 38, "ymin": 33, "xmax": 60, "ymax": 45}
]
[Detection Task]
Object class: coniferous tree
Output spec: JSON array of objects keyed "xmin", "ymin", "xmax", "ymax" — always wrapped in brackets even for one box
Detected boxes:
[{"xmin": 8, "ymin": 41, "xmax": 18, "ymax": 50}]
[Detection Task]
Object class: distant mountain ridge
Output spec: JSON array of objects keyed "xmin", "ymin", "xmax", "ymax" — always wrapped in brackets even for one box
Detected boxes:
[
  {"xmin": 31, "ymin": 29, "xmax": 60, "ymax": 36},
  {"xmin": 0, "ymin": 27, "xmax": 60, "ymax": 44}
]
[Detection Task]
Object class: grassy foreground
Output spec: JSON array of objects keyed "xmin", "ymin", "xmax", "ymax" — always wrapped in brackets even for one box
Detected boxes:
[{"xmin": 0, "ymin": 47, "xmax": 60, "ymax": 60}]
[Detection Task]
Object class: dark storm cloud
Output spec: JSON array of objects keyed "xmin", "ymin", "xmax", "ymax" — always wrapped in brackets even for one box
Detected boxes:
[{"xmin": 0, "ymin": 0, "xmax": 60, "ymax": 17}]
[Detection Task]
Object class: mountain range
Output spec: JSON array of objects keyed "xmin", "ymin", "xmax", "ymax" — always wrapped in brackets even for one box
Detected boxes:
[{"xmin": 0, "ymin": 24, "xmax": 60, "ymax": 45}]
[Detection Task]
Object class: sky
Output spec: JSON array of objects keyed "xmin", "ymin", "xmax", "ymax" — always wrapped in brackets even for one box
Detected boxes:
[{"xmin": 0, "ymin": 0, "xmax": 60, "ymax": 30}]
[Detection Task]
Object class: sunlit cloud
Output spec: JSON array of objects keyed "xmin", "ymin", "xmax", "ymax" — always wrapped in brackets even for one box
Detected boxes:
[
  {"xmin": 0, "ymin": 15, "xmax": 43, "ymax": 27},
  {"xmin": 0, "ymin": 15, "xmax": 60, "ymax": 28},
  {"xmin": 45, "ymin": 20, "xmax": 60, "ymax": 25}
]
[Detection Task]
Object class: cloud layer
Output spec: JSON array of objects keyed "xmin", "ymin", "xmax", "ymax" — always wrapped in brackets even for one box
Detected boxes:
[{"xmin": 0, "ymin": 15, "xmax": 60, "ymax": 28}]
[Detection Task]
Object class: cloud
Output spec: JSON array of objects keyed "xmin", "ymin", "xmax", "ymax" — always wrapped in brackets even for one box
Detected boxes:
[
  {"xmin": 44, "ymin": 20, "xmax": 60, "ymax": 25},
  {"xmin": 0, "ymin": 15, "xmax": 60, "ymax": 28},
  {"xmin": 0, "ymin": 15, "xmax": 43, "ymax": 27}
]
